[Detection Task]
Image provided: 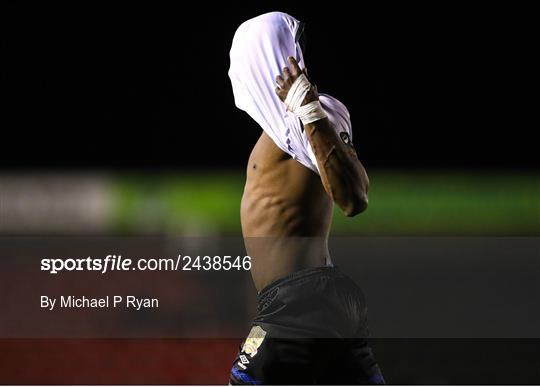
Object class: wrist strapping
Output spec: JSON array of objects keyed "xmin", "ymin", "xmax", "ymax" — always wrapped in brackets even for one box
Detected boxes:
[{"xmin": 284, "ymin": 73, "xmax": 327, "ymax": 125}]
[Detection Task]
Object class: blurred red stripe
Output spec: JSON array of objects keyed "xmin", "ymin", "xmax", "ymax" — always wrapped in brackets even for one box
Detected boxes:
[{"xmin": 0, "ymin": 339, "xmax": 239, "ymax": 384}]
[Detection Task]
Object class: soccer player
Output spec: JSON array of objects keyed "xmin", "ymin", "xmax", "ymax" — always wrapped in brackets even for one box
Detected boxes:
[{"xmin": 228, "ymin": 12, "xmax": 384, "ymax": 384}]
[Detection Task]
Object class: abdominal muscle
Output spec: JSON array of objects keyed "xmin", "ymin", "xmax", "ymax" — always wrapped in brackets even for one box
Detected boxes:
[{"xmin": 241, "ymin": 132, "xmax": 334, "ymax": 292}]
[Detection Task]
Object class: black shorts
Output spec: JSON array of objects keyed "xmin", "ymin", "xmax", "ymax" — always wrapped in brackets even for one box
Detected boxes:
[{"xmin": 229, "ymin": 266, "xmax": 384, "ymax": 385}]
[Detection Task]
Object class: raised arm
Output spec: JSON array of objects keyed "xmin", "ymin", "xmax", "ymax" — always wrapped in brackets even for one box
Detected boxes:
[{"xmin": 275, "ymin": 57, "xmax": 369, "ymax": 217}]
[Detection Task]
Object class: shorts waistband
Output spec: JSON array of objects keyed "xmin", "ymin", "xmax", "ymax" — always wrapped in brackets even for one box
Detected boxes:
[{"xmin": 257, "ymin": 265, "xmax": 340, "ymax": 301}]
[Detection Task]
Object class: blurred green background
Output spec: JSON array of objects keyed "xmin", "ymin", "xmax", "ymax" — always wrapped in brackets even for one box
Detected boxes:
[{"xmin": 112, "ymin": 170, "xmax": 540, "ymax": 235}]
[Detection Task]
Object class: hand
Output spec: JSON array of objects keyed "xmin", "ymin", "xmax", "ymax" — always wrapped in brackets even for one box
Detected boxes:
[{"xmin": 275, "ymin": 56, "xmax": 319, "ymax": 105}]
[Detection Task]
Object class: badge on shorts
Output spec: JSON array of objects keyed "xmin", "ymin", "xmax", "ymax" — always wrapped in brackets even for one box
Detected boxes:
[
  {"xmin": 242, "ymin": 326, "xmax": 267, "ymax": 358},
  {"xmin": 340, "ymin": 132, "xmax": 353, "ymax": 147}
]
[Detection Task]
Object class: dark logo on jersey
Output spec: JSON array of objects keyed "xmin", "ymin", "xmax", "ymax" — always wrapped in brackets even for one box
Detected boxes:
[{"xmin": 340, "ymin": 132, "xmax": 353, "ymax": 147}]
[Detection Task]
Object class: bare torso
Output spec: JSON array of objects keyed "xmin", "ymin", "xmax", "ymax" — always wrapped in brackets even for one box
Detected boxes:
[
  {"xmin": 240, "ymin": 57, "xmax": 369, "ymax": 292},
  {"xmin": 241, "ymin": 132, "xmax": 334, "ymax": 291}
]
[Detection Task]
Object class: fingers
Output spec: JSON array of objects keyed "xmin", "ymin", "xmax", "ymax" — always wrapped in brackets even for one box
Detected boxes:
[
  {"xmin": 277, "ymin": 57, "xmax": 301, "ymax": 83},
  {"xmin": 274, "ymin": 56, "xmax": 303, "ymax": 100},
  {"xmin": 282, "ymin": 66, "xmax": 291, "ymax": 79},
  {"xmin": 275, "ymin": 85, "xmax": 286, "ymax": 101},
  {"xmin": 288, "ymin": 56, "xmax": 301, "ymax": 76}
]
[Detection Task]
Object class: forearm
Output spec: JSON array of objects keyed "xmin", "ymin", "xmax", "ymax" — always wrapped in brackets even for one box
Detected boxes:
[
  {"xmin": 304, "ymin": 118, "xmax": 369, "ymax": 216},
  {"xmin": 273, "ymin": 56, "xmax": 369, "ymax": 216}
]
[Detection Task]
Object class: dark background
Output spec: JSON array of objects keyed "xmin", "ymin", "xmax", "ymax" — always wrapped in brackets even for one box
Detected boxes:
[
  {"xmin": 3, "ymin": 1, "xmax": 539, "ymax": 170},
  {"xmin": 2, "ymin": 2, "xmax": 540, "ymax": 384}
]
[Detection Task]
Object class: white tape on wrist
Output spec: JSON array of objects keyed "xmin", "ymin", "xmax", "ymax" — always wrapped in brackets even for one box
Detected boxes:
[
  {"xmin": 295, "ymin": 100, "xmax": 327, "ymax": 124},
  {"xmin": 284, "ymin": 73, "xmax": 327, "ymax": 125}
]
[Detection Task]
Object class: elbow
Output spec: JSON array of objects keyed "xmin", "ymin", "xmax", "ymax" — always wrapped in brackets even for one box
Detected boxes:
[
  {"xmin": 342, "ymin": 191, "xmax": 369, "ymax": 217},
  {"xmin": 333, "ymin": 170, "xmax": 370, "ymax": 217},
  {"xmin": 343, "ymin": 175, "xmax": 369, "ymax": 217}
]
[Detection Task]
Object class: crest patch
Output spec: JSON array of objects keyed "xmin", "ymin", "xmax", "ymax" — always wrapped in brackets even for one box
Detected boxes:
[{"xmin": 242, "ymin": 326, "xmax": 267, "ymax": 357}]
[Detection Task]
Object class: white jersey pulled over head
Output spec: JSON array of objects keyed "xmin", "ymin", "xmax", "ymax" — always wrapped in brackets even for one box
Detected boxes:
[{"xmin": 228, "ymin": 12, "xmax": 353, "ymax": 174}]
